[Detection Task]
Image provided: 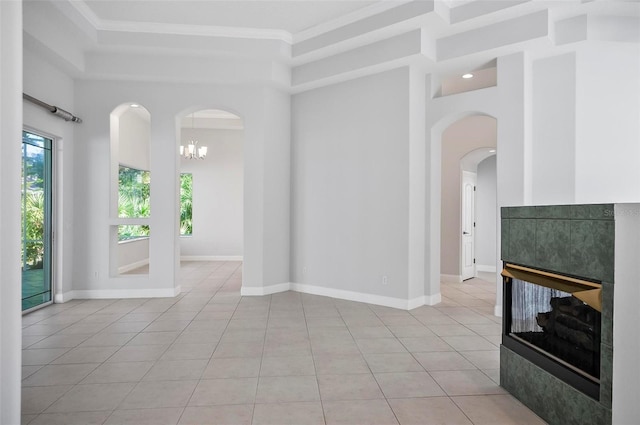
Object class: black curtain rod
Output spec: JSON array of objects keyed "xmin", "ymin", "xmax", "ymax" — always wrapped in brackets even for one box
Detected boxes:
[{"xmin": 23, "ymin": 93, "xmax": 82, "ymax": 123}]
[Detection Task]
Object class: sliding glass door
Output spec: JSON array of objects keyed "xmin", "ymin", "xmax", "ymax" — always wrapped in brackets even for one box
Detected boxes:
[{"xmin": 21, "ymin": 131, "xmax": 53, "ymax": 312}]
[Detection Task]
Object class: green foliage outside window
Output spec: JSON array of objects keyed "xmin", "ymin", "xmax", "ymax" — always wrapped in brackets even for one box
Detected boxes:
[
  {"xmin": 118, "ymin": 166, "xmax": 150, "ymax": 240},
  {"xmin": 180, "ymin": 173, "xmax": 193, "ymax": 236}
]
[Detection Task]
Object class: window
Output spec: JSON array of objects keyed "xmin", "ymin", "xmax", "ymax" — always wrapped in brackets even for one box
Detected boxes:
[
  {"xmin": 118, "ymin": 165, "xmax": 150, "ymax": 240},
  {"xmin": 180, "ymin": 173, "xmax": 192, "ymax": 236}
]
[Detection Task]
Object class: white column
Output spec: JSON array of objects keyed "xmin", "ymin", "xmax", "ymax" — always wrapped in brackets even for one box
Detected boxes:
[{"xmin": 0, "ymin": 0, "xmax": 23, "ymax": 422}]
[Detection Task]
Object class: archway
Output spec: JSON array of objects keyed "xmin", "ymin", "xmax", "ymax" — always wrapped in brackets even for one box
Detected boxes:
[{"xmin": 176, "ymin": 108, "xmax": 245, "ymax": 291}]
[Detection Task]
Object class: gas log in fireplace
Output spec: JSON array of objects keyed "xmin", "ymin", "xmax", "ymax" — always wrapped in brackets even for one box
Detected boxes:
[{"xmin": 502, "ymin": 263, "xmax": 602, "ymax": 399}]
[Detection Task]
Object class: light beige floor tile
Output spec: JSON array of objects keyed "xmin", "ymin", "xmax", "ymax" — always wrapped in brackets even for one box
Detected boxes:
[
  {"xmin": 263, "ymin": 340, "xmax": 312, "ymax": 357},
  {"xmin": 29, "ymin": 334, "xmax": 90, "ymax": 349},
  {"xmin": 22, "ymin": 348, "xmax": 70, "ymax": 366},
  {"xmin": 311, "ymin": 339, "xmax": 361, "ymax": 355},
  {"xmin": 318, "ymin": 373, "xmax": 384, "ymax": 401},
  {"xmin": 143, "ymin": 320, "xmax": 191, "ymax": 333},
  {"xmin": 22, "ymin": 365, "xmax": 43, "ymax": 379},
  {"xmin": 323, "ymin": 399, "xmax": 399, "ymax": 425},
  {"xmin": 81, "ymin": 361, "xmax": 154, "ymax": 384},
  {"xmin": 203, "ymin": 357, "xmax": 261, "ymax": 379},
  {"xmin": 189, "ymin": 378, "xmax": 258, "ymax": 406},
  {"xmin": 465, "ymin": 323, "xmax": 503, "ymax": 336},
  {"xmin": 52, "ymin": 346, "xmax": 119, "ymax": 364},
  {"xmin": 160, "ymin": 343, "xmax": 216, "ymax": 360},
  {"xmin": 374, "ymin": 372, "xmax": 446, "ymax": 398},
  {"xmin": 108, "ymin": 344, "xmax": 169, "ymax": 362},
  {"xmin": 256, "ymin": 376, "xmax": 320, "ymax": 403},
  {"xmin": 22, "ymin": 414, "xmax": 37, "ymax": 424},
  {"xmin": 482, "ymin": 368, "xmax": 500, "ymax": 384},
  {"xmin": 452, "ymin": 395, "xmax": 546, "ymax": 424},
  {"xmin": 260, "ymin": 355, "xmax": 316, "ymax": 376},
  {"xmin": 22, "ymin": 385, "xmax": 73, "ymax": 414},
  {"xmin": 431, "ymin": 370, "xmax": 507, "ymax": 396},
  {"xmin": 175, "ymin": 330, "xmax": 222, "ymax": 344},
  {"xmin": 79, "ymin": 333, "xmax": 136, "ymax": 347},
  {"xmin": 28, "ymin": 411, "xmax": 111, "ymax": 425},
  {"xmin": 127, "ymin": 331, "xmax": 180, "ymax": 346},
  {"xmin": 45, "ymin": 383, "xmax": 135, "ymax": 412},
  {"xmin": 386, "ymin": 325, "xmax": 436, "ymax": 338},
  {"xmin": 119, "ymin": 380, "xmax": 198, "ymax": 409},
  {"xmin": 441, "ymin": 336, "xmax": 498, "ymax": 351},
  {"xmin": 428, "ymin": 324, "xmax": 477, "ymax": 337},
  {"xmin": 364, "ymin": 353, "xmax": 424, "ymax": 373},
  {"xmin": 143, "ymin": 359, "xmax": 208, "ymax": 381},
  {"xmin": 184, "ymin": 319, "xmax": 229, "ymax": 333},
  {"xmin": 179, "ymin": 405, "xmax": 253, "ymax": 425},
  {"xmin": 413, "ymin": 352, "xmax": 477, "ymax": 371},
  {"xmin": 389, "ymin": 397, "xmax": 473, "ymax": 425},
  {"xmin": 252, "ymin": 402, "xmax": 324, "ymax": 425},
  {"xmin": 399, "ymin": 337, "xmax": 454, "ymax": 353},
  {"xmin": 105, "ymin": 407, "xmax": 184, "ymax": 425},
  {"xmin": 103, "ymin": 321, "xmax": 151, "ymax": 334},
  {"xmin": 221, "ymin": 329, "xmax": 266, "ymax": 343},
  {"xmin": 348, "ymin": 326, "xmax": 394, "ymax": 339},
  {"xmin": 22, "ymin": 363, "xmax": 100, "ymax": 386},
  {"xmin": 460, "ymin": 350, "xmax": 501, "ymax": 370},
  {"xmin": 415, "ymin": 315, "xmax": 459, "ymax": 326},
  {"xmin": 312, "ymin": 353, "xmax": 370, "ymax": 375},
  {"xmin": 213, "ymin": 340, "xmax": 264, "ymax": 358}
]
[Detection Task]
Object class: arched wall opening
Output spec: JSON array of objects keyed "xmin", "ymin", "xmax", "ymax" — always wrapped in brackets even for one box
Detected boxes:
[
  {"xmin": 176, "ymin": 108, "xmax": 245, "ymax": 267},
  {"xmin": 109, "ymin": 102, "xmax": 152, "ymax": 278},
  {"xmin": 440, "ymin": 116, "xmax": 497, "ymax": 282}
]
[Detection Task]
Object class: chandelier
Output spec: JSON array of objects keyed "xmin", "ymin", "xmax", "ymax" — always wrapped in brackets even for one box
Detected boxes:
[{"xmin": 180, "ymin": 113, "xmax": 208, "ymax": 159}]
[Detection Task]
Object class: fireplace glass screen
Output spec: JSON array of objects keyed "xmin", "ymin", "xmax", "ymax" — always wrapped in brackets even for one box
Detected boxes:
[{"xmin": 509, "ymin": 278, "xmax": 601, "ymax": 380}]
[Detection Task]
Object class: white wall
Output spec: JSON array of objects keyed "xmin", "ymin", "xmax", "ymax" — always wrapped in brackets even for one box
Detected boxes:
[
  {"xmin": 440, "ymin": 115, "xmax": 496, "ymax": 278},
  {"xmin": 0, "ymin": 2, "xmax": 22, "ymax": 421},
  {"xmin": 117, "ymin": 108, "xmax": 150, "ymax": 171},
  {"xmin": 531, "ymin": 53, "xmax": 576, "ymax": 204},
  {"xmin": 180, "ymin": 128, "xmax": 244, "ymax": 258},
  {"xmin": 291, "ymin": 68, "xmax": 411, "ymax": 302},
  {"xmin": 575, "ymin": 43, "xmax": 640, "ymax": 203},
  {"xmin": 475, "ymin": 155, "xmax": 496, "ymax": 270},
  {"xmin": 118, "ymin": 239, "xmax": 149, "ymax": 273}
]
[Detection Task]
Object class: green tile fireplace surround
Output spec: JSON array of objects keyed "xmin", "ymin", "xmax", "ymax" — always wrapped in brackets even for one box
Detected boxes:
[{"xmin": 500, "ymin": 204, "xmax": 614, "ymax": 425}]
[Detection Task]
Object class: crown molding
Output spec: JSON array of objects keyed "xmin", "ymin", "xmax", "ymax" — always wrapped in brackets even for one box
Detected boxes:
[
  {"xmin": 293, "ymin": 0, "xmax": 416, "ymax": 43},
  {"xmin": 65, "ymin": 0, "xmax": 293, "ymax": 44},
  {"xmin": 99, "ymin": 20, "xmax": 293, "ymax": 43}
]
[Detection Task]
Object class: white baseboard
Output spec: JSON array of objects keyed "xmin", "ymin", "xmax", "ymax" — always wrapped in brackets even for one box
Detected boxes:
[
  {"xmin": 56, "ymin": 286, "xmax": 180, "ymax": 302},
  {"xmin": 441, "ymin": 274, "xmax": 462, "ymax": 283},
  {"xmin": 494, "ymin": 304, "xmax": 502, "ymax": 317},
  {"xmin": 118, "ymin": 258, "xmax": 149, "ymax": 274},
  {"xmin": 240, "ymin": 281, "xmax": 442, "ymax": 311},
  {"xmin": 476, "ymin": 264, "xmax": 497, "ymax": 273},
  {"xmin": 240, "ymin": 282, "xmax": 291, "ymax": 296},
  {"xmin": 181, "ymin": 255, "xmax": 243, "ymax": 261}
]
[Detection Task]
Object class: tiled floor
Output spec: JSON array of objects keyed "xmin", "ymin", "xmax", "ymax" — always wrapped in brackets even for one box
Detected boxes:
[{"xmin": 21, "ymin": 262, "xmax": 546, "ymax": 425}]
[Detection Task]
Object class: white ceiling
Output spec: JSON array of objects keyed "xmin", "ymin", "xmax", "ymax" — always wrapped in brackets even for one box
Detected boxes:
[{"xmin": 83, "ymin": 0, "xmax": 380, "ymax": 35}]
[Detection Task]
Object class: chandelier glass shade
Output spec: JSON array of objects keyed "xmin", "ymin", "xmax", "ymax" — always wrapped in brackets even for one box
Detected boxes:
[{"xmin": 180, "ymin": 113, "xmax": 208, "ymax": 159}]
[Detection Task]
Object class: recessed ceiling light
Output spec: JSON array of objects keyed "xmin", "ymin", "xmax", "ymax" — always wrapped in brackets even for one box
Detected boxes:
[
  {"xmin": 489, "ymin": 149, "xmax": 496, "ymax": 153},
  {"xmin": 462, "ymin": 73, "xmax": 474, "ymax": 79},
  {"xmin": 130, "ymin": 103, "xmax": 140, "ymax": 108}
]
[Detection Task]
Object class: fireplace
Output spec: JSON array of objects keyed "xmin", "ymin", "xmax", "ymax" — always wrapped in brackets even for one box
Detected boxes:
[
  {"xmin": 499, "ymin": 204, "xmax": 615, "ymax": 425},
  {"xmin": 502, "ymin": 263, "xmax": 602, "ymax": 399}
]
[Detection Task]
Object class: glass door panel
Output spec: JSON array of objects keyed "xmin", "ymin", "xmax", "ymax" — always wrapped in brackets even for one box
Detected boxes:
[{"xmin": 22, "ymin": 131, "xmax": 53, "ymax": 311}]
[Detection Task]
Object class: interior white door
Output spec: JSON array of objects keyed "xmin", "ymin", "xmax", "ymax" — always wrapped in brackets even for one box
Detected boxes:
[{"xmin": 461, "ymin": 171, "xmax": 476, "ymax": 281}]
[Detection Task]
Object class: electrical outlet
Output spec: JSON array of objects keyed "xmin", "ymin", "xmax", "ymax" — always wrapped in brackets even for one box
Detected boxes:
[
  {"xmin": 302, "ymin": 267, "xmax": 307, "ymax": 277},
  {"xmin": 94, "ymin": 271, "xmax": 99, "ymax": 278},
  {"xmin": 382, "ymin": 275, "xmax": 388, "ymax": 285}
]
